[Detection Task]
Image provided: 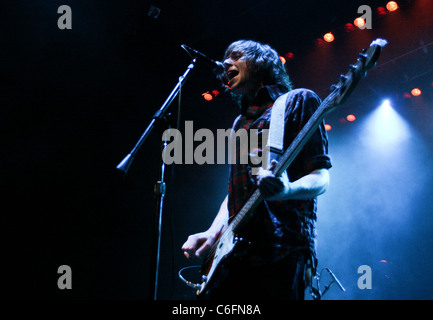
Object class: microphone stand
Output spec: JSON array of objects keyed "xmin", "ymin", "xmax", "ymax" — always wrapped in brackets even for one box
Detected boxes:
[{"xmin": 116, "ymin": 58, "xmax": 196, "ymax": 300}]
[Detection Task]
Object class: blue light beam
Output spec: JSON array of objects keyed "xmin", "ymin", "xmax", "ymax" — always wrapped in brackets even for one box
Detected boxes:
[{"xmin": 359, "ymin": 99, "xmax": 412, "ymax": 155}]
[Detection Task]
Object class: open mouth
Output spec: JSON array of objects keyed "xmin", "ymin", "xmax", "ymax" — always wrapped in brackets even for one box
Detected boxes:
[{"xmin": 226, "ymin": 69, "xmax": 239, "ymax": 81}]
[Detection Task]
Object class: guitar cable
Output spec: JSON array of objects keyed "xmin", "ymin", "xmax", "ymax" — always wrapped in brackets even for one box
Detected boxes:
[{"xmin": 178, "ymin": 265, "xmax": 202, "ymax": 290}]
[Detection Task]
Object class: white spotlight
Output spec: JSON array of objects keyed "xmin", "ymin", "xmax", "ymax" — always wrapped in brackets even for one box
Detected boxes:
[{"xmin": 360, "ymin": 99, "xmax": 411, "ymax": 154}]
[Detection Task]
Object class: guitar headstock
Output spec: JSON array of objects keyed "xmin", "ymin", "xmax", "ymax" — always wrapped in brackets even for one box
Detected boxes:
[{"xmin": 327, "ymin": 38, "xmax": 388, "ymax": 108}]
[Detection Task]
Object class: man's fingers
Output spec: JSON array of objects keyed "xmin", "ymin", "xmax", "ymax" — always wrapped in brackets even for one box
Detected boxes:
[
  {"xmin": 181, "ymin": 232, "xmax": 214, "ymax": 259},
  {"xmin": 195, "ymin": 239, "xmax": 212, "ymax": 257},
  {"xmin": 256, "ymin": 169, "xmax": 275, "ymax": 188},
  {"xmin": 182, "ymin": 246, "xmax": 195, "ymax": 259},
  {"xmin": 181, "ymin": 235, "xmax": 199, "ymax": 259},
  {"xmin": 181, "ymin": 237, "xmax": 193, "ymax": 252},
  {"xmin": 267, "ymin": 160, "xmax": 278, "ymax": 171},
  {"xmin": 258, "ymin": 174, "xmax": 286, "ymax": 199}
]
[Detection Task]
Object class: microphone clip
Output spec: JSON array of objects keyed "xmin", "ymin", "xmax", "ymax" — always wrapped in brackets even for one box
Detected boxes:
[{"xmin": 181, "ymin": 44, "xmax": 224, "ymax": 75}]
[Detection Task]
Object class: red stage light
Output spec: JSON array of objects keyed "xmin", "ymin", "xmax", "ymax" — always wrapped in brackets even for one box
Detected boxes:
[
  {"xmin": 285, "ymin": 52, "xmax": 295, "ymax": 60},
  {"xmin": 202, "ymin": 92, "xmax": 213, "ymax": 101},
  {"xmin": 386, "ymin": 1, "xmax": 399, "ymax": 12},
  {"xmin": 315, "ymin": 38, "xmax": 325, "ymax": 47},
  {"xmin": 403, "ymin": 92, "xmax": 412, "ymax": 99},
  {"xmin": 323, "ymin": 32, "xmax": 335, "ymax": 43},
  {"xmin": 377, "ymin": 7, "xmax": 387, "ymax": 16},
  {"xmin": 279, "ymin": 56, "xmax": 286, "ymax": 64},
  {"xmin": 203, "ymin": 90, "xmax": 220, "ymax": 101},
  {"xmin": 354, "ymin": 17, "xmax": 366, "ymax": 29},
  {"xmin": 411, "ymin": 88, "xmax": 421, "ymax": 96},
  {"xmin": 324, "ymin": 124, "xmax": 332, "ymax": 131},
  {"xmin": 347, "ymin": 114, "xmax": 356, "ymax": 122},
  {"xmin": 344, "ymin": 23, "xmax": 355, "ymax": 32}
]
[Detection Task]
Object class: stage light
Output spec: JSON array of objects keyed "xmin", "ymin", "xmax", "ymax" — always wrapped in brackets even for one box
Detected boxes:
[
  {"xmin": 386, "ymin": 1, "xmax": 399, "ymax": 12},
  {"xmin": 411, "ymin": 88, "xmax": 421, "ymax": 96},
  {"xmin": 324, "ymin": 124, "xmax": 332, "ymax": 131},
  {"xmin": 354, "ymin": 17, "xmax": 366, "ymax": 29},
  {"xmin": 285, "ymin": 52, "xmax": 295, "ymax": 60},
  {"xmin": 315, "ymin": 38, "xmax": 325, "ymax": 47},
  {"xmin": 323, "ymin": 32, "xmax": 335, "ymax": 43},
  {"xmin": 202, "ymin": 92, "xmax": 213, "ymax": 101},
  {"xmin": 403, "ymin": 92, "xmax": 412, "ymax": 99},
  {"xmin": 344, "ymin": 23, "xmax": 355, "ymax": 32},
  {"xmin": 347, "ymin": 114, "xmax": 356, "ymax": 122},
  {"xmin": 279, "ymin": 56, "xmax": 286, "ymax": 64},
  {"xmin": 202, "ymin": 90, "xmax": 220, "ymax": 101},
  {"xmin": 360, "ymin": 99, "xmax": 411, "ymax": 152},
  {"xmin": 377, "ymin": 7, "xmax": 387, "ymax": 16},
  {"xmin": 381, "ymin": 99, "xmax": 391, "ymax": 111}
]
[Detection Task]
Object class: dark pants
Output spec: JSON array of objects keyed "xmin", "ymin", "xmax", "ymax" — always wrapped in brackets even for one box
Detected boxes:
[{"xmin": 205, "ymin": 252, "xmax": 307, "ymax": 300}]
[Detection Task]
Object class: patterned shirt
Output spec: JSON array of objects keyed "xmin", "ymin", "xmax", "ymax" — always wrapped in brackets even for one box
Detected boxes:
[{"xmin": 227, "ymin": 85, "xmax": 332, "ymax": 266}]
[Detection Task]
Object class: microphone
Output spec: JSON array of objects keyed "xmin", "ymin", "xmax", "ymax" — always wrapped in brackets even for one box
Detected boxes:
[{"xmin": 181, "ymin": 44, "xmax": 224, "ymax": 75}]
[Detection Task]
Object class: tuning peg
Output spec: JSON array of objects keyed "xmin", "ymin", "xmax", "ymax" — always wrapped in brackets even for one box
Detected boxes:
[
  {"xmin": 348, "ymin": 64, "xmax": 357, "ymax": 72},
  {"xmin": 340, "ymin": 74, "xmax": 348, "ymax": 82},
  {"xmin": 358, "ymin": 53, "xmax": 367, "ymax": 62},
  {"xmin": 330, "ymin": 84, "xmax": 338, "ymax": 91}
]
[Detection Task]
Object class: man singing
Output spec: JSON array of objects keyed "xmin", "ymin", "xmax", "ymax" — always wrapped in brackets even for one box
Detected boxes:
[{"xmin": 182, "ymin": 40, "xmax": 332, "ymax": 300}]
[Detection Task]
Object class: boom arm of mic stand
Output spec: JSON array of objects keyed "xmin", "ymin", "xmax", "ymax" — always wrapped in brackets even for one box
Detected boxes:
[{"xmin": 116, "ymin": 58, "xmax": 197, "ymax": 174}]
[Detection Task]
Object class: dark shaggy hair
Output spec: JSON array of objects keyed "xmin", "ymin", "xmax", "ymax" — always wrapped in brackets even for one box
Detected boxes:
[{"xmin": 219, "ymin": 40, "xmax": 292, "ymax": 103}]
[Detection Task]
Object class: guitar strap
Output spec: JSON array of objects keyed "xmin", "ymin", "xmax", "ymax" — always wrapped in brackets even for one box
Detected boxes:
[
  {"xmin": 267, "ymin": 91, "xmax": 291, "ymax": 166},
  {"xmin": 268, "ymin": 89, "xmax": 318, "ymax": 287}
]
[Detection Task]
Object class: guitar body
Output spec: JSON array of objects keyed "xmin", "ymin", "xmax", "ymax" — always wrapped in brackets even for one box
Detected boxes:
[
  {"xmin": 198, "ymin": 227, "xmax": 253, "ymax": 298},
  {"xmin": 197, "ymin": 230, "xmax": 237, "ymax": 298}
]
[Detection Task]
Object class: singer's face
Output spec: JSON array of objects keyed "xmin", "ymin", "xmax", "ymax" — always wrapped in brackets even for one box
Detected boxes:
[{"xmin": 223, "ymin": 54, "xmax": 258, "ymax": 98}]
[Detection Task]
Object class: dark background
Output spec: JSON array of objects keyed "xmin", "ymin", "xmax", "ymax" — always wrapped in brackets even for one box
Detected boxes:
[{"xmin": 3, "ymin": 0, "xmax": 433, "ymax": 299}]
